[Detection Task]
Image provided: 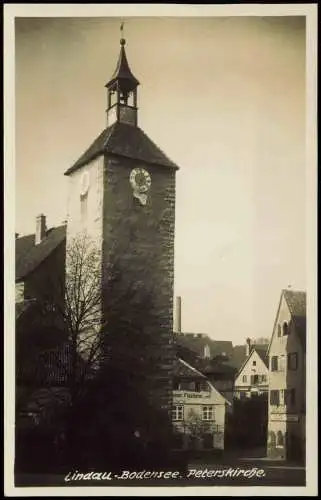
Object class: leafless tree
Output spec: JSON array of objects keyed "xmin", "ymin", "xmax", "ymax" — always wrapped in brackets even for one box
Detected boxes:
[{"xmin": 16, "ymin": 225, "xmax": 174, "ymax": 470}]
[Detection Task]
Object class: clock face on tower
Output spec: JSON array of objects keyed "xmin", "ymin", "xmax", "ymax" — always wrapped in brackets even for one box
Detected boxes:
[
  {"xmin": 129, "ymin": 168, "xmax": 151, "ymax": 193},
  {"xmin": 129, "ymin": 168, "xmax": 151, "ymax": 206}
]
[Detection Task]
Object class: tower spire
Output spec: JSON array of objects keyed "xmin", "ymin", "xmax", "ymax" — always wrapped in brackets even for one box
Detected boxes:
[
  {"xmin": 105, "ymin": 25, "xmax": 140, "ymax": 127},
  {"xmin": 105, "ymin": 26, "xmax": 139, "ymax": 97}
]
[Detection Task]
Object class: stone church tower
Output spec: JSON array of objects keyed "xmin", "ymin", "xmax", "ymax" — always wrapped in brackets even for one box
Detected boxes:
[{"xmin": 64, "ymin": 32, "xmax": 179, "ymax": 414}]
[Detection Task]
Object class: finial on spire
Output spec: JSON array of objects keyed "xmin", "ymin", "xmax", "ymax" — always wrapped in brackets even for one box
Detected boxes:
[{"xmin": 120, "ymin": 22, "xmax": 125, "ymax": 45}]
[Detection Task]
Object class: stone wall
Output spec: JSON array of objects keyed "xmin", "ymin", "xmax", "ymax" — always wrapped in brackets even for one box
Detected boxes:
[{"xmin": 102, "ymin": 154, "xmax": 176, "ymax": 414}]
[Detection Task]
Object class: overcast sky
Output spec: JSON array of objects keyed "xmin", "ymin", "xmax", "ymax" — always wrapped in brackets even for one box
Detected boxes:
[{"xmin": 15, "ymin": 15, "xmax": 307, "ymax": 345}]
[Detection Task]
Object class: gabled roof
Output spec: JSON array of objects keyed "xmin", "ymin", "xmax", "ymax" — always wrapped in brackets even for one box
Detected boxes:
[
  {"xmin": 235, "ymin": 346, "xmax": 269, "ymax": 379},
  {"xmin": 283, "ymin": 289, "xmax": 306, "ymax": 348},
  {"xmin": 64, "ymin": 122, "xmax": 179, "ymax": 175},
  {"xmin": 173, "ymin": 358, "xmax": 231, "ymax": 406},
  {"xmin": 173, "ymin": 357, "xmax": 207, "ymax": 380},
  {"xmin": 267, "ymin": 289, "xmax": 307, "ymax": 355},
  {"xmin": 16, "ymin": 225, "xmax": 66, "ymax": 281},
  {"xmin": 254, "ymin": 347, "xmax": 269, "ymax": 368}
]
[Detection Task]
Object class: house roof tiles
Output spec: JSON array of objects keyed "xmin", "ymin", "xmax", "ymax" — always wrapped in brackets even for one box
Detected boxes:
[
  {"xmin": 16, "ymin": 225, "xmax": 66, "ymax": 281},
  {"xmin": 172, "ymin": 357, "xmax": 207, "ymax": 380},
  {"xmin": 64, "ymin": 122, "xmax": 179, "ymax": 175}
]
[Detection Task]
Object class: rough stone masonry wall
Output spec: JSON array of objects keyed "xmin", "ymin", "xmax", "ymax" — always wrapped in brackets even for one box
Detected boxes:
[{"xmin": 102, "ymin": 154, "xmax": 176, "ymax": 415}]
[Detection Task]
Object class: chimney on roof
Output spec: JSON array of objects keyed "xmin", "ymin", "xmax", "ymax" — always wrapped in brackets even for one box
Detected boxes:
[
  {"xmin": 246, "ymin": 337, "xmax": 251, "ymax": 357},
  {"xmin": 35, "ymin": 214, "xmax": 46, "ymax": 245},
  {"xmin": 174, "ymin": 296, "xmax": 182, "ymax": 333}
]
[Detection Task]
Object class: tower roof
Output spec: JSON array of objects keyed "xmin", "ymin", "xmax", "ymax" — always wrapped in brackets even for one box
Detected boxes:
[
  {"xmin": 105, "ymin": 36, "xmax": 140, "ymax": 93},
  {"xmin": 64, "ymin": 122, "xmax": 179, "ymax": 175}
]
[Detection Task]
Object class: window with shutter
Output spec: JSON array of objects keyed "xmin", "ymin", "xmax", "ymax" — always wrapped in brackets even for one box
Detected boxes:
[
  {"xmin": 277, "ymin": 431, "xmax": 284, "ymax": 447},
  {"xmin": 279, "ymin": 356, "xmax": 286, "ymax": 372},
  {"xmin": 271, "ymin": 356, "xmax": 278, "ymax": 371},
  {"xmin": 270, "ymin": 390, "xmax": 280, "ymax": 406}
]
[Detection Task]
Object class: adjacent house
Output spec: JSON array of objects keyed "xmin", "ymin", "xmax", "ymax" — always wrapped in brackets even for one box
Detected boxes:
[
  {"xmin": 172, "ymin": 358, "xmax": 231, "ymax": 451},
  {"xmin": 234, "ymin": 339, "xmax": 269, "ymax": 399},
  {"xmin": 230, "ymin": 338, "xmax": 269, "ymax": 371},
  {"xmin": 16, "ymin": 216, "xmax": 67, "ymax": 425},
  {"xmin": 266, "ymin": 289, "xmax": 306, "ymax": 461},
  {"xmin": 16, "ymin": 215, "xmax": 66, "ymax": 306},
  {"xmin": 173, "ymin": 334, "xmax": 236, "ymax": 406}
]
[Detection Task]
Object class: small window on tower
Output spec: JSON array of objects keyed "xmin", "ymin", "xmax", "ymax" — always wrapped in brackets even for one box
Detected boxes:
[{"xmin": 80, "ymin": 193, "xmax": 88, "ymax": 224}]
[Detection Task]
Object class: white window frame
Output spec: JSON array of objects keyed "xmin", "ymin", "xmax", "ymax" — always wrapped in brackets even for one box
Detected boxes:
[
  {"xmin": 172, "ymin": 405, "xmax": 184, "ymax": 421},
  {"xmin": 202, "ymin": 405, "xmax": 214, "ymax": 421},
  {"xmin": 271, "ymin": 356, "xmax": 278, "ymax": 371}
]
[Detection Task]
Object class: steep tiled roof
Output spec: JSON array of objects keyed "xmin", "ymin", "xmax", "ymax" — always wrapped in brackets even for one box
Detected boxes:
[
  {"xmin": 64, "ymin": 122, "xmax": 179, "ymax": 175},
  {"xmin": 253, "ymin": 347, "xmax": 269, "ymax": 368},
  {"xmin": 16, "ymin": 225, "xmax": 66, "ymax": 281},
  {"xmin": 173, "ymin": 358, "xmax": 207, "ymax": 380},
  {"xmin": 236, "ymin": 346, "xmax": 269, "ymax": 378},
  {"xmin": 283, "ymin": 289, "xmax": 306, "ymax": 349}
]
